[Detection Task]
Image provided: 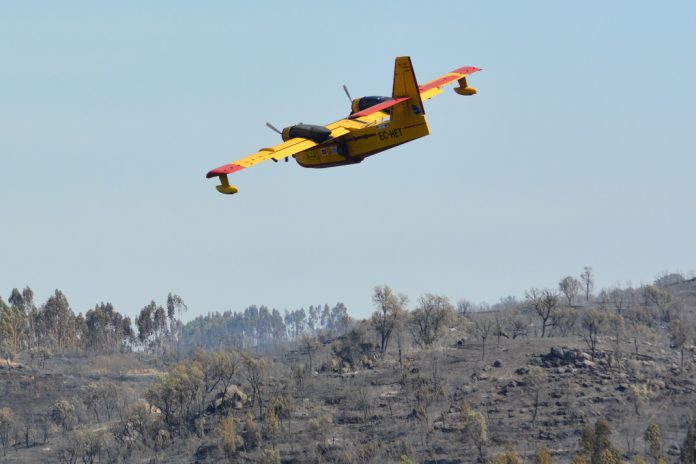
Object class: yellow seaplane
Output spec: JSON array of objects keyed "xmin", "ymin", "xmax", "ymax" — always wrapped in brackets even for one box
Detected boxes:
[{"xmin": 206, "ymin": 56, "xmax": 480, "ymax": 194}]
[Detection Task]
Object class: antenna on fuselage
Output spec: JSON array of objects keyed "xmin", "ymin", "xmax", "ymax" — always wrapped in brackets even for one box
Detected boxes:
[{"xmin": 342, "ymin": 84, "xmax": 352, "ymax": 102}]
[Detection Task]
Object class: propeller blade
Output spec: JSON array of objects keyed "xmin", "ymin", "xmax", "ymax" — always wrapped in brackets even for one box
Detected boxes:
[
  {"xmin": 265, "ymin": 122, "xmax": 282, "ymax": 135},
  {"xmin": 342, "ymin": 84, "xmax": 352, "ymax": 102}
]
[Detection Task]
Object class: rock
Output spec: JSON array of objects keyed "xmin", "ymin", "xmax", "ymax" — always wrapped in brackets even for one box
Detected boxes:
[
  {"xmin": 578, "ymin": 359, "xmax": 596, "ymax": 369},
  {"xmin": 650, "ymin": 380, "xmax": 666, "ymax": 390},
  {"xmin": 549, "ymin": 346, "xmax": 564, "ymax": 359},
  {"xmin": 493, "ymin": 359, "xmax": 503, "ymax": 368}
]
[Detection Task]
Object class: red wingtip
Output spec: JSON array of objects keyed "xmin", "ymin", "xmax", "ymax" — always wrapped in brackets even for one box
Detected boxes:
[
  {"xmin": 452, "ymin": 66, "xmax": 482, "ymax": 75},
  {"xmin": 206, "ymin": 163, "xmax": 245, "ymax": 178}
]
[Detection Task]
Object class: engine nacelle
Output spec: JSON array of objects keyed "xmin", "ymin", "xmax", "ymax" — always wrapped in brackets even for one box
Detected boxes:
[
  {"xmin": 281, "ymin": 124, "xmax": 332, "ymax": 143},
  {"xmin": 350, "ymin": 96, "xmax": 391, "ymax": 115}
]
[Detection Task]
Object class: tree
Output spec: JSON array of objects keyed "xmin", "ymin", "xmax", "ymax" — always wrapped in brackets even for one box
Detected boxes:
[
  {"xmin": 59, "ymin": 427, "xmax": 104, "ymax": 464},
  {"xmin": 50, "ymin": 400, "xmax": 77, "ymax": 432},
  {"xmin": 654, "ymin": 271, "xmax": 684, "ymax": 288},
  {"xmin": 21, "ymin": 287, "xmax": 37, "ymax": 349},
  {"xmin": 1, "ymin": 298, "xmax": 27, "ymax": 355},
  {"xmin": 471, "ymin": 315, "xmax": 495, "ymax": 360},
  {"xmin": 145, "ymin": 361, "xmax": 205, "ymax": 431},
  {"xmin": 624, "ymin": 306, "xmax": 653, "ymax": 356},
  {"xmin": 218, "ymin": 413, "xmax": 238, "ymax": 458},
  {"xmin": 506, "ymin": 310, "xmax": 529, "ymax": 339},
  {"xmin": 412, "ymin": 379, "xmax": 437, "ymax": 442},
  {"xmin": 166, "ymin": 293, "xmax": 187, "ymax": 352},
  {"xmin": 581, "ymin": 310, "xmax": 605, "ymax": 358},
  {"xmin": 136, "ymin": 302, "xmax": 156, "ymax": 348},
  {"xmin": 669, "ymin": 317, "xmax": 690, "ymax": 369},
  {"xmin": 242, "ymin": 354, "xmax": 270, "ymax": 417},
  {"xmin": 493, "ymin": 311, "xmax": 507, "ymax": 345},
  {"xmin": 495, "ymin": 443, "xmax": 522, "ymax": 464},
  {"xmin": 642, "ymin": 285, "xmax": 676, "ymax": 322},
  {"xmin": 81, "ymin": 383, "xmax": 102, "ymax": 422},
  {"xmin": 525, "ymin": 366, "xmax": 547, "ymax": 423},
  {"xmin": 606, "ymin": 313, "xmax": 625, "ymax": 369},
  {"xmin": 607, "ymin": 285, "xmax": 632, "ymax": 315},
  {"xmin": 461, "ymin": 403, "xmax": 488, "ymax": 463},
  {"xmin": 682, "ymin": 415, "xmax": 696, "ymax": 464},
  {"xmin": 308, "ymin": 414, "xmax": 332, "ymax": 444},
  {"xmin": 551, "ymin": 306, "xmax": 578, "ymax": 337},
  {"xmin": 84, "ymin": 302, "xmax": 131, "ymax": 353},
  {"xmin": 298, "ymin": 335, "xmax": 320, "ymax": 373},
  {"xmin": 457, "ymin": 299, "xmax": 473, "ymax": 317},
  {"xmin": 371, "ymin": 285, "xmax": 408, "ymax": 356},
  {"xmin": 262, "ymin": 404, "xmax": 280, "ymax": 445},
  {"xmin": 37, "ymin": 290, "xmax": 77, "ymax": 350},
  {"xmin": 525, "ymin": 288, "xmax": 559, "ymax": 337},
  {"xmin": 559, "ymin": 276, "xmax": 581, "ymax": 306},
  {"xmin": 580, "ymin": 418, "xmax": 621, "ymax": 464},
  {"xmin": 644, "ymin": 422, "xmax": 663, "ymax": 464},
  {"xmin": 410, "ymin": 294, "xmax": 454, "ymax": 348},
  {"xmin": 195, "ymin": 350, "xmax": 239, "ymax": 405},
  {"xmin": 0, "ymin": 408, "xmax": 15, "ymax": 456},
  {"xmin": 535, "ymin": 444, "xmax": 553, "ymax": 464},
  {"xmin": 581, "ymin": 266, "xmax": 594, "ymax": 303}
]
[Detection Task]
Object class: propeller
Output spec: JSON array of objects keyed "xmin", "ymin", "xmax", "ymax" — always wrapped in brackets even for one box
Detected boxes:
[
  {"xmin": 265, "ymin": 122, "xmax": 282, "ymax": 135},
  {"xmin": 342, "ymin": 84, "xmax": 352, "ymax": 102},
  {"xmin": 265, "ymin": 122, "xmax": 292, "ymax": 163}
]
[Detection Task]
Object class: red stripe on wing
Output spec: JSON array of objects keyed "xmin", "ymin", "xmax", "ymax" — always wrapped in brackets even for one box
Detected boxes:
[
  {"xmin": 206, "ymin": 163, "xmax": 245, "ymax": 178},
  {"xmin": 419, "ymin": 66, "xmax": 481, "ymax": 93},
  {"xmin": 349, "ymin": 97, "xmax": 409, "ymax": 119}
]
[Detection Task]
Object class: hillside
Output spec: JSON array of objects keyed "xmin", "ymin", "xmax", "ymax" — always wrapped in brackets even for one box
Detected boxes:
[{"xmin": 0, "ymin": 274, "xmax": 695, "ymax": 463}]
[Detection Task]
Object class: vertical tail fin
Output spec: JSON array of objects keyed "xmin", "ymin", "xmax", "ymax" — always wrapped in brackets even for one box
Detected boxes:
[{"xmin": 391, "ymin": 56, "xmax": 425, "ymax": 121}]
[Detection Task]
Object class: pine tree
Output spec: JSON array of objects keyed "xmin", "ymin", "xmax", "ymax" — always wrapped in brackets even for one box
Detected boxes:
[
  {"xmin": 579, "ymin": 418, "xmax": 621, "ymax": 464},
  {"xmin": 682, "ymin": 415, "xmax": 696, "ymax": 464},
  {"xmin": 535, "ymin": 444, "xmax": 553, "ymax": 464},
  {"xmin": 495, "ymin": 443, "xmax": 522, "ymax": 464},
  {"xmin": 218, "ymin": 413, "xmax": 238, "ymax": 458},
  {"xmin": 644, "ymin": 422, "xmax": 663, "ymax": 463}
]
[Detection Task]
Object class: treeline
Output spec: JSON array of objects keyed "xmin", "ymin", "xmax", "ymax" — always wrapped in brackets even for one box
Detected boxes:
[
  {"xmin": 0, "ymin": 288, "xmax": 134, "ymax": 360},
  {"xmin": 0, "ymin": 287, "xmax": 191, "ymax": 361},
  {"xmin": 183, "ymin": 302, "xmax": 351, "ymax": 351},
  {"xmin": 0, "ymin": 286, "xmax": 353, "ymax": 361}
]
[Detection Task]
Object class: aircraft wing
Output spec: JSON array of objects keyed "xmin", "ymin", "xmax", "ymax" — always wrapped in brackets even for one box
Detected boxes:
[
  {"xmin": 206, "ymin": 121, "xmax": 364, "ymax": 194},
  {"xmin": 419, "ymin": 66, "xmax": 481, "ymax": 101}
]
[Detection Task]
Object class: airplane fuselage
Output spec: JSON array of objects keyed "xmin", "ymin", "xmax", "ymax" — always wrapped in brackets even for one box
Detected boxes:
[{"xmin": 295, "ymin": 114, "xmax": 430, "ymax": 168}]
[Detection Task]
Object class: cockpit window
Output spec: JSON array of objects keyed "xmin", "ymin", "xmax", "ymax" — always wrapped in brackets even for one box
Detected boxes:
[{"xmin": 358, "ymin": 96, "xmax": 390, "ymax": 112}]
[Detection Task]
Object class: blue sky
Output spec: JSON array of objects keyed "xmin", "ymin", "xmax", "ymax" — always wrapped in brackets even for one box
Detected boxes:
[{"xmin": 2, "ymin": 1, "xmax": 695, "ymax": 320}]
